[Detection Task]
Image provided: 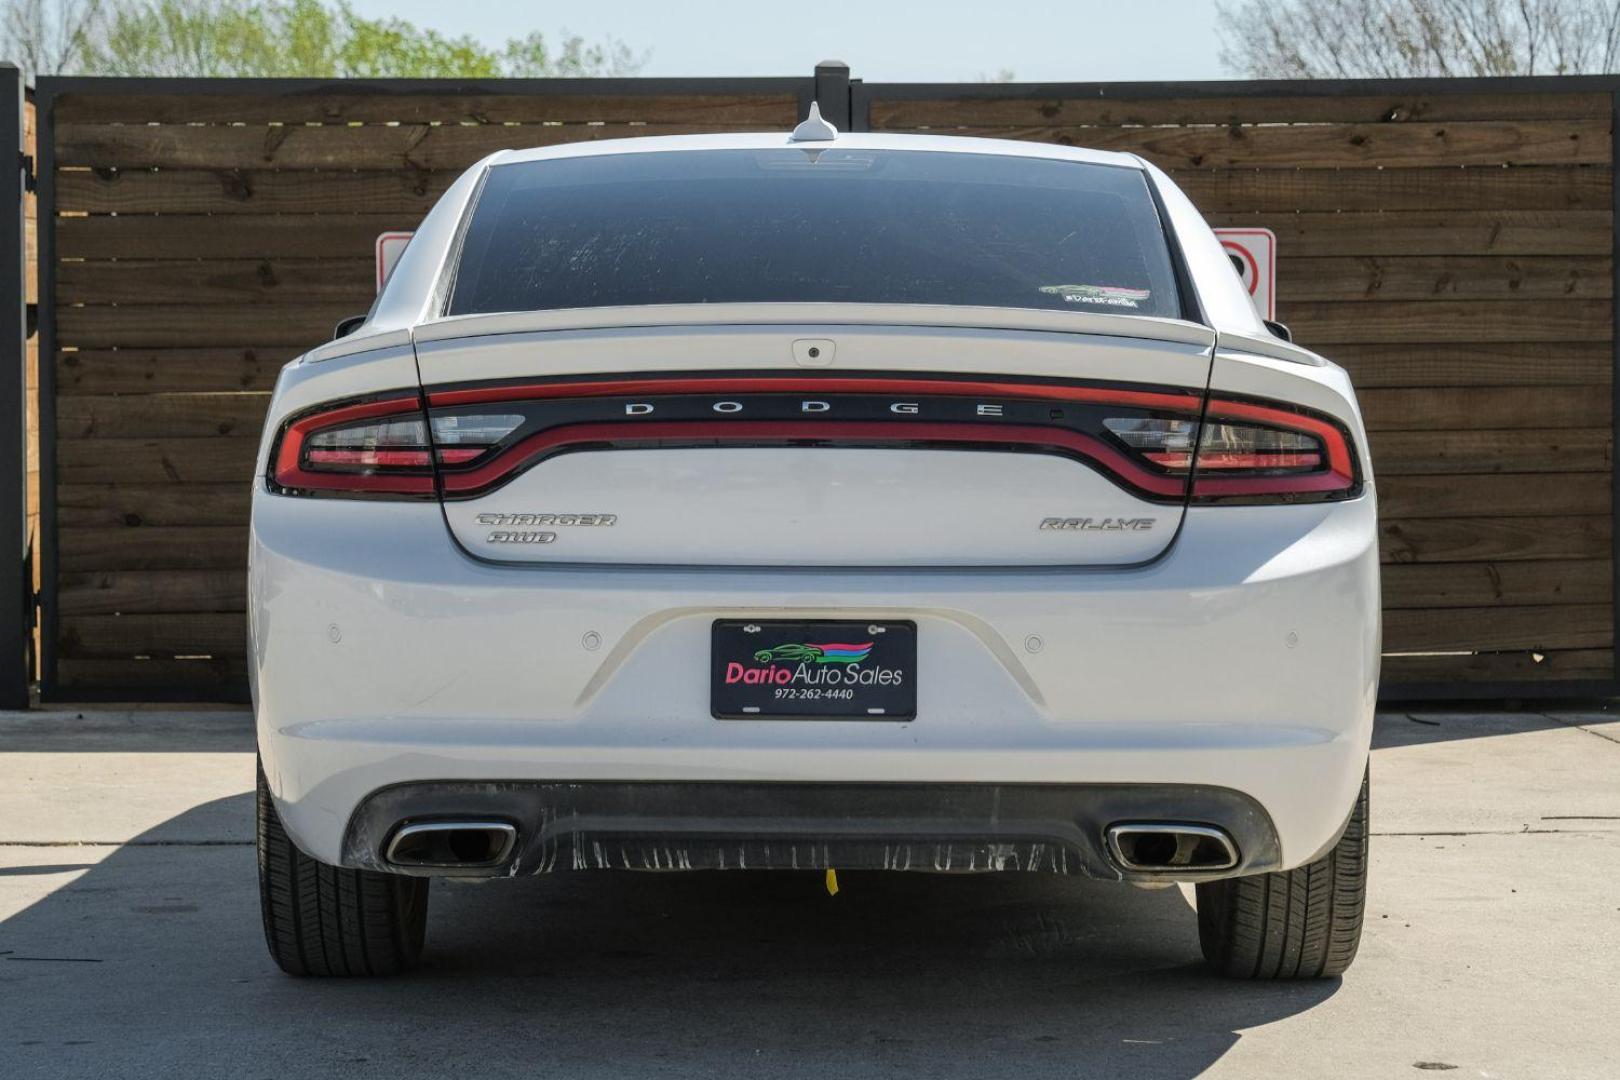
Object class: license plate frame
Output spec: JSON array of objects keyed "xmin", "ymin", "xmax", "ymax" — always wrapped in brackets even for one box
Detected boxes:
[{"xmin": 710, "ymin": 619, "xmax": 917, "ymax": 721}]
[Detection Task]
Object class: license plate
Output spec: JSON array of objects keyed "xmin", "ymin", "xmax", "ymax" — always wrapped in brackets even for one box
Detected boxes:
[{"xmin": 711, "ymin": 620, "xmax": 917, "ymax": 720}]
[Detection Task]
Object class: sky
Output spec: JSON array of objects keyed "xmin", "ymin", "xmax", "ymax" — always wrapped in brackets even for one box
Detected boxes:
[{"xmin": 342, "ymin": 0, "xmax": 1233, "ymax": 83}]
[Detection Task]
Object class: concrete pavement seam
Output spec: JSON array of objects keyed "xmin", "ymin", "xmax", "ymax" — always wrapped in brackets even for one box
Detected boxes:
[{"xmin": 1538, "ymin": 711, "xmax": 1620, "ymax": 747}]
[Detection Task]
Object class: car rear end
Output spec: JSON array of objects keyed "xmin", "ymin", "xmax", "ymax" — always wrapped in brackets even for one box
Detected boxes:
[{"xmin": 250, "ymin": 134, "xmax": 1378, "ymax": 977}]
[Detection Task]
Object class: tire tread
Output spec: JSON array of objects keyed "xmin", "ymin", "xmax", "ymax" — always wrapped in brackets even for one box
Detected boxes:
[
  {"xmin": 256, "ymin": 764, "xmax": 427, "ymax": 976},
  {"xmin": 1197, "ymin": 768, "xmax": 1369, "ymax": 980}
]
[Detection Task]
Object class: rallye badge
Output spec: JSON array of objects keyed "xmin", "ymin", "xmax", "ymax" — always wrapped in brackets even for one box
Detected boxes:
[{"xmin": 1040, "ymin": 517, "xmax": 1157, "ymax": 531}]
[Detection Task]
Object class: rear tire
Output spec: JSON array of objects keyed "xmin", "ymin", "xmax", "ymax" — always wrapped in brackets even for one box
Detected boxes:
[
  {"xmin": 1195, "ymin": 768, "xmax": 1368, "ymax": 979},
  {"xmin": 257, "ymin": 763, "xmax": 429, "ymax": 976}
]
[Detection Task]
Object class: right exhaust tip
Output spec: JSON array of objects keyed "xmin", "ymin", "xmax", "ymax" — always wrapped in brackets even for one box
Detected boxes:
[
  {"xmin": 384, "ymin": 821, "xmax": 518, "ymax": 870},
  {"xmin": 1105, "ymin": 823, "xmax": 1239, "ymax": 873}
]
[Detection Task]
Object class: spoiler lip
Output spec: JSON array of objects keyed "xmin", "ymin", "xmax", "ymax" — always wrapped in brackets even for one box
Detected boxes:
[{"xmin": 409, "ymin": 302, "xmax": 1216, "ymax": 349}]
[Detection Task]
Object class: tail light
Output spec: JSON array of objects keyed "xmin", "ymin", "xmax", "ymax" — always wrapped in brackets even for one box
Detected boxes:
[
  {"xmin": 270, "ymin": 396, "xmax": 522, "ymax": 495},
  {"xmin": 1105, "ymin": 397, "xmax": 1357, "ymax": 502},
  {"xmin": 269, "ymin": 378, "xmax": 1357, "ymax": 505}
]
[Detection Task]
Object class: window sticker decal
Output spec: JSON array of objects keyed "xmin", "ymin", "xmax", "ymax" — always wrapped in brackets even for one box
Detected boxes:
[{"xmin": 1040, "ymin": 284, "xmax": 1151, "ymax": 309}]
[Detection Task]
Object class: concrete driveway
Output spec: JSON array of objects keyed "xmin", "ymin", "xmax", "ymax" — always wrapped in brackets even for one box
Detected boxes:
[{"xmin": 1, "ymin": 707, "xmax": 1617, "ymax": 1079}]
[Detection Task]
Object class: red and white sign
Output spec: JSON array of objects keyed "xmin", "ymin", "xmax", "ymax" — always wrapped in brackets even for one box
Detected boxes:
[
  {"xmin": 375, "ymin": 231, "xmax": 415, "ymax": 291},
  {"xmin": 1214, "ymin": 227, "xmax": 1276, "ymax": 321}
]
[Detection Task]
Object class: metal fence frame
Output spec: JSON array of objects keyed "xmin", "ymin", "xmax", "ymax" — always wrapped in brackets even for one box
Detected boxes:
[
  {"xmin": 0, "ymin": 63, "xmax": 26, "ymax": 709},
  {"xmin": 19, "ymin": 65, "xmax": 1620, "ymax": 703}
]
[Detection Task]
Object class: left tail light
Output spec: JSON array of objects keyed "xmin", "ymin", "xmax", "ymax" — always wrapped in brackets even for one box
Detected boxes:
[
  {"xmin": 271, "ymin": 395, "xmax": 436, "ymax": 495},
  {"xmin": 272, "ymin": 395, "xmax": 529, "ymax": 495}
]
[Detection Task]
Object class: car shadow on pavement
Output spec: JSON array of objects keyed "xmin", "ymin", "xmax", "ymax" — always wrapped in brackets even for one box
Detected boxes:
[
  {"xmin": 1, "ymin": 792, "xmax": 1340, "ymax": 1080},
  {"xmin": 1372, "ymin": 707, "xmax": 1615, "ymax": 750}
]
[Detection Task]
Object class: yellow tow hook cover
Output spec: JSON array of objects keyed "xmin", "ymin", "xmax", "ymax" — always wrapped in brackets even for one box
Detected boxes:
[{"xmin": 825, "ymin": 868, "xmax": 840, "ymax": 896}]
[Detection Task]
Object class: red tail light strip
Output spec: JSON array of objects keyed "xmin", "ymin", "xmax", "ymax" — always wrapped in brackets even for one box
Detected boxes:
[
  {"xmin": 436, "ymin": 420, "xmax": 1189, "ymax": 499},
  {"xmin": 1192, "ymin": 399, "xmax": 1356, "ymax": 498},
  {"xmin": 427, "ymin": 376, "xmax": 1202, "ymax": 414},
  {"xmin": 273, "ymin": 394, "xmax": 434, "ymax": 494}
]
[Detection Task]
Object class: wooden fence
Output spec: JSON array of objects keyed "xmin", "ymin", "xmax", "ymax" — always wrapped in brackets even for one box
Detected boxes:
[
  {"xmin": 859, "ymin": 80, "xmax": 1616, "ymax": 696},
  {"xmin": 25, "ymin": 69, "xmax": 1619, "ymax": 700}
]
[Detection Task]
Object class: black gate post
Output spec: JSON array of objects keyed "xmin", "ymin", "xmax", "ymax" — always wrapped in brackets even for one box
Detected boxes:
[
  {"xmin": 814, "ymin": 61, "xmax": 852, "ymax": 131},
  {"xmin": 0, "ymin": 63, "xmax": 27, "ymax": 709}
]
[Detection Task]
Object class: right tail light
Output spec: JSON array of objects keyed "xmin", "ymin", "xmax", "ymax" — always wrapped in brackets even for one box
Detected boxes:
[{"xmin": 1105, "ymin": 395, "xmax": 1359, "ymax": 503}]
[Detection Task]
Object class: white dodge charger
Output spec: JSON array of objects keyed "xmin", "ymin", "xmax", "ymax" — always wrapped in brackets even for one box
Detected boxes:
[{"xmin": 251, "ymin": 117, "xmax": 1378, "ymax": 979}]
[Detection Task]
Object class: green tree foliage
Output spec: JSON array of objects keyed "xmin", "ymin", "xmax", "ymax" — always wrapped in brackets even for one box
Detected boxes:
[
  {"xmin": 1219, "ymin": 0, "xmax": 1620, "ymax": 77},
  {"xmin": 3, "ymin": 0, "xmax": 644, "ymax": 79}
]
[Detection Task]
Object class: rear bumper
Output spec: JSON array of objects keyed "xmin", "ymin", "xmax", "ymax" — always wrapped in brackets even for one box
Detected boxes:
[
  {"xmin": 341, "ymin": 780, "xmax": 1283, "ymax": 883},
  {"xmin": 251, "ymin": 486, "xmax": 1379, "ymax": 873}
]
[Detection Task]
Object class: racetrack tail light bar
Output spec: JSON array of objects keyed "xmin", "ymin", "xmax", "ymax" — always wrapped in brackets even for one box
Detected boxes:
[{"xmin": 268, "ymin": 378, "xmax": 1358, "ymax": 503}]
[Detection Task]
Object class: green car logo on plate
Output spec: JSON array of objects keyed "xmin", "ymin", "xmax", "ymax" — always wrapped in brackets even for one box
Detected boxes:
[{"xmin": 752, "ymin": 642, "xmax": 873, "ymax": 665}]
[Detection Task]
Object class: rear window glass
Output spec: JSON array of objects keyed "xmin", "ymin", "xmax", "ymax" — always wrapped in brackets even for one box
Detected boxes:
[{"xmin": 447, "ymin": 148, "xmax": 1181, "ymax": 319}]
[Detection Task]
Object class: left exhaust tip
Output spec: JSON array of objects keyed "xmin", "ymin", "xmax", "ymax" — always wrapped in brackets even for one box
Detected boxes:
[{"xmin": 384, "ymin": 821, "xmax": 518, "ymax": 870}]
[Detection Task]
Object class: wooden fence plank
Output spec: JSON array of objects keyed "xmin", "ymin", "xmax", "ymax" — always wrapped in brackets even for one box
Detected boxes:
[
  {"xmin": 1284, "ymin": 299, "xmax": 1611, "ymax": 343},
  {"xmin": 58, "ymin": 214, "xmax": 409, "ymax": 259},
  {"xmin": 56, "ymin": 118, "xmax": 1614, "ymax": 172},
  {"xmin": 1206, "ymin": 211, "xmax": 1612, "ymax": 256},
  {"xmin": 64, "ymin": 164, "xmax": 1609, "ymax": 217},
  {"xmin": 58, "ymin": 483, "xmax": 250, "ymax": 527},
  {"xmin": 1379, "ymin": 515, "xmax": 1612, "ymax": 563},
  {"xmin": 59, "ymin": 526, "xmax": 249, "ymax": 570},
  {"xmin": 55, "ymin": 657, "xmax": 248, "ymax": 693},
  {"xmin": 55, "ymin": 167, "xmax": 458, "ymax": 215},
  {"xmin": 1173, "ymin": 166, "xmax": 1612, "ymax": 213},
  {"xmin": 1359, "ymin": 387, "xmax": 1612, "ymax": 431},
  {"xmin": 1328, "ymin": 342, "xmax": 1612, "ymax": 388},
  {"xmin": 1382, "ymin": 559, "xmax": 1609, "ymax": 608},
  {"xmin": 55, "ymin": 90, "xmax": 801, "ymax": 126},
  {"xmin": 943, "ymin": 120, "xmax": 1612, "ymax": 168},
  {"xmin": 56, "ymin": 394, "xmax": 271, "ymax": 438},
  {"xmin": 59, "ymin": 437, "xmax": 260, "ymax": 484},
  {"xmin": 57, "ymin": 304, "xmax": 360, "ymax": 348},
  {"xmin": 867, "ymin": 91, "xmax": 1615, "ymax": 128},
  {"xmin": 1377, "ymin": 473, "xmax": 1611, "ymax": 518},
  {"xmin": 1277, "ymin": 256, "xmax": 1612, "ymax": 302},
  {"xmin": 1383, "ymin": 603, "xmax": 1612, "ymax": 651},
  {"xmin": 1370, "ymin": 428, "xmax": 1612, "ymax": 475},
  {"xmin": 1380, "ymin": 648, "xmax": 1613, "ymax": 683},
  {"xmin": 55, "ymin": 122, "xmax": 768, "ymax": 170},
  {"xmin": 59, "ymin": 570, "xmax": 246, "ymax": 615},
  {"xmin": 59, "ymin": 258, "xmax": 374, "ymax": 306},
  {"xmin": 58, "ymin": 612, "xmax": 248, "ymax": 658},
  {"xmin": 74, "ymin": 164, "xmax": 1608, "ymax": 217},
  {"xmin": 57, "ymin": 349, "xmax": 291, "ymax": 394}
]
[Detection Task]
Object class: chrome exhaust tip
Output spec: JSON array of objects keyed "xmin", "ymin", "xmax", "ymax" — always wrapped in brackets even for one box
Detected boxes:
[
  {"xmin": 1105, "ymin": 823, "xmax": 1239, "ymax": 873},
  {"xmin": 384, "ymin": 821, "xmax": 518, "ymax": 870}
]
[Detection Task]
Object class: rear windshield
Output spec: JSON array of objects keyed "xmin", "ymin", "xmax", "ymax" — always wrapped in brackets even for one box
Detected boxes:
[{"xmin": 446, "ymin": 148, "xmax": 1182, "ymax": 318}]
